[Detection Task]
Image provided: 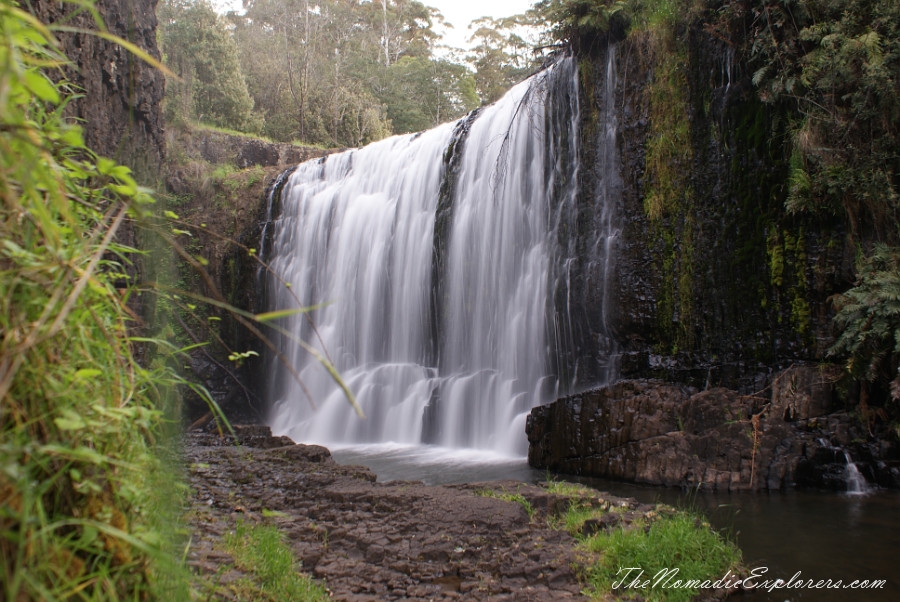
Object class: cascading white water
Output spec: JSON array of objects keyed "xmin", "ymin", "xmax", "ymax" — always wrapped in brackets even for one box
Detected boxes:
[
  {"xmin": 547, "ymin": 45, "xmax": 620, "ymax": 393},
  {"xmin": 591, "ymin": 44, "xmax": 622, "ymax": 384},
  {"xmin": 265, "ymin": 56, "xmax": 608, "ymax": 455},
  {"xmin": 265, "ymin": 122, "xmax": 454, "ymax": 447},
  {"xmin": 842, "ymin": 451, "xmax": 871, "ymax": 495},
  {"xmin": 432, "ymin": 67, "xmax": 571, "ymax": 452}
]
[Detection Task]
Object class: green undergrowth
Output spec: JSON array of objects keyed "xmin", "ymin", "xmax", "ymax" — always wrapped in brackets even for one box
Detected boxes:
[
  {"xmin": 544, "ymin": 478, "xmax": 595, "ymax": 498},
  {"xmin": 544, "ymin": 481, "xmax": 625, "ymax": 535},
  {"xmin": 192, "ymin": 121, "xmax": 274, "ymax": 141},
  {"xmin": 223, "ymin": 520, "xmax": 329, "ymax": 602},
  {"xmin": 181, "ymin": 120, "xmax": 332, "ymax": 150},
  {"xmin": 582, "ymin": 511, "xmax": 741, "ymax": 601},
  {"xmin": 0, "ymin": 1, "xmax": 200, "ymax": 598},
  {"xmin": 543, "ymin": 480, "xmax": 741, "ymax": 601}
]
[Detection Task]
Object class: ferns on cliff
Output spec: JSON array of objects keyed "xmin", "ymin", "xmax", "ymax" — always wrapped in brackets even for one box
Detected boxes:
[
  {"xmin": 734, "ymin": 0, "xmax": 900, "ymax": 237},
  {"xmin": 533, "ymin": 0, "xmax": 633, "ymax": 48},
  {"xmin": 734, "ymin": 0, "xmax": 900, "ymax": 410}
]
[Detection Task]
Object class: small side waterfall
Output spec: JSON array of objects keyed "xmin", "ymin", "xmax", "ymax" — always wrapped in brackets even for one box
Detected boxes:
[
  {"xmin": 842, "ymin": 451, "xmax": 871, "ymax": 495},
  {"xmin": 549, "ymin": 45, "xmax": 621, "ymax": 393},
  {"xmin": 590, "ymin": 44, "xmax": 622, "ymax": 385},
  {"xmin": 264, "ymin": 53, "xmax": 619, "ymax": 455}
]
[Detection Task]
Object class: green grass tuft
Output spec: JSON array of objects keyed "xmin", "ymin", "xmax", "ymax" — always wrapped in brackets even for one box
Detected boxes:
[
  {"xmin": 475, "ymin": 488, "xmax": 535, "ymax": 519},
  {"xmin": 544, "ymin": 479, "xmax": 594, "ymax": 497},
  {"xmin": 224, "ymin": 521, "xmax": 329, "ymax": 601},
  {"xmin": 582, "ymin": 511, "xmax": 741, "ymax": 601}
]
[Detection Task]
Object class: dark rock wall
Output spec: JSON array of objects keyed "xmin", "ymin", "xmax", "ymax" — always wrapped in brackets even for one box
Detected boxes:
[
  {"xmin": 215, "ymin": 167, "xmax": 299, "ymax": 423},
  {"xmin": 531, "ymin": 27, "xmax": 899, "ymax": 491},
  {"xmin": 163, "ymin": 139, "xmax": 331, "ymax": 423},
  {"xmin": 29, "ymin": 0, "xmax": 165, "ymax": 182},
  {"xmin": 573, "ymin": 28, "xmax": 856, "ymax": 392},
  {"xmin": 26, "ymin": 0, "xmax": 165, "ymax": 363}
]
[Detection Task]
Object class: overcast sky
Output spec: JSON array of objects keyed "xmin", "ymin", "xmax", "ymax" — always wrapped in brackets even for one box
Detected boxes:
[
  {"xmin": 213, "ymin": 0, "xmax": 536, "ymax": 50},
  {"xmin": 425, "ymin": 0, "xmax": 535, "ymax": 49}
]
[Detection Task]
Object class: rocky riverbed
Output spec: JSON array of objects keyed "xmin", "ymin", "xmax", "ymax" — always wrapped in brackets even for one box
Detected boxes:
[{"xmin": 183, "ymin": 425, "xmax": 721, "ymax": 601}]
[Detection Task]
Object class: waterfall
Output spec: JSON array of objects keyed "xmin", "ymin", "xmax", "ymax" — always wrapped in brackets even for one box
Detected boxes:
[{"xmin": 264, "ymin": 53, "xmax": 617, "ymax": 455}]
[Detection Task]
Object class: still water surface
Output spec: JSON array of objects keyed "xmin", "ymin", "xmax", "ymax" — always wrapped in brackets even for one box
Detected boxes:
[{"xmin": 332, "ymin": 444, "xmax": 899, "ymax": 602}]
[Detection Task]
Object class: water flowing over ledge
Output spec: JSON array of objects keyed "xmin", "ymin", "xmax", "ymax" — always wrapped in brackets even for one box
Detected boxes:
[{"xmin": 264, "ymin": 53, "xmax": 618, "ymax": 455}]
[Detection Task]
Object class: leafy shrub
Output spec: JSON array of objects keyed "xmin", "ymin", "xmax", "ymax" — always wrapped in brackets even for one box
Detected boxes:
[
  {"xmin": 0, "ymin": 2, "xmax": 189, "ymax": 598},
  {"xmin": 583, "ymin": 511, "xmax": 741, "ymax": 601},
  {"xmin": 830, "ymin": 245, "xmax": 900, "ymax": 396},
  {"xmin": 739, "ymin": 0, "xmax": 900, "ymax": 236}
]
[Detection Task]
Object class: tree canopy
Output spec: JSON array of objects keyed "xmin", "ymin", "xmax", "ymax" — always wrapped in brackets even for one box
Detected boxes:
[
  {"xmin": 159, "ymin": 0, "xmax": 257, "ymax": 131},
  {"xmin": 157, "ymin": 0, "xmax": 554, "ymax": 146}
]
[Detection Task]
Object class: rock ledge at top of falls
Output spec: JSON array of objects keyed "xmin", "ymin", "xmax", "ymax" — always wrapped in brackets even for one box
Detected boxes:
[
  {"xmin": 166, "ymin": 124, "xmax": 340, "ymax": 172},
  {"xmin": 184, "ymin": 425, "xmax": 741, "ymax": 601},
  {"xmin": 526, "ymin": 366, "xmax": 900, "ymax": 492}
]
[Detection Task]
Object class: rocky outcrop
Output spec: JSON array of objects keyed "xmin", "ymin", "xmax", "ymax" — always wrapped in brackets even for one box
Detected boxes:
[
  {"xmin": 166, "ymin": 125, "xmax": 335, "ymax": 170},
  {"xmin": 527, "ymin": 366, "xmax": 900, "ymax": 491}
]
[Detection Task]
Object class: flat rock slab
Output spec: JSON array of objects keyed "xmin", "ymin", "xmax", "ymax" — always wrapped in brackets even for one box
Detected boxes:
[{"xmin": 184, "ymin": 427, "xmax": 593, "ymax": 601}]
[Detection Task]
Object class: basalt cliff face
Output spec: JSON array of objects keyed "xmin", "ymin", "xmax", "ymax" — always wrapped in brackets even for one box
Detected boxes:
[
  {"xmin": 571, "ymin": 31, "xmax": 853, "ymax": 392},
  {"xmin": 526, "ymin": 369, "xmax": 900, "ymax": 492},
  {"xmin": 27, "ymin": 0, "xmax": 165, "ymax": 359},
  {"xmin": 30, "ymin": 0, "xmax": 165, "ymax": 181},
  {"xmin": 530, "ymin": 25, "xmax": 897, "ymax": 490}
]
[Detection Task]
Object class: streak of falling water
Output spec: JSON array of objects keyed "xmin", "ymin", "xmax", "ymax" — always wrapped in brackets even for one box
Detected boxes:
[{"xmin": 593, "ymin": 44, "xmax": 622, "ymax": 385}]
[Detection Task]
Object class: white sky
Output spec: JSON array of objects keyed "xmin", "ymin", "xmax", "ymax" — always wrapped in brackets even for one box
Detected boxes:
[
  {"xmin": 426, "ymin": 0, "xmax": 536, "ymax": 50},
  {"xmin": 213, "ymin": 0, "xmax": 536, "ymax": 50}
]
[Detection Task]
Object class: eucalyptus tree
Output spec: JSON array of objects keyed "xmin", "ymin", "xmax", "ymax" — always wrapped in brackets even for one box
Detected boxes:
[
  {"xmin": 229, "ymin": 0, "xmax": 479, "ymax": 144},
  {"xmin": 230, "ymin": 0, "xmax": 396, "ymax": 145},
  {"xmin": 466, "ymin": 15, "xmax": 539, "ymax": 104},
  {"xmin": 229, "ymin": 0, "xmax": 329, "ymax": 142},
  {"xmin": 375, "ymin": 0, "xmax": 440, "ymax": 64},
  {"xmin": 158, "ymin": 0, "xmax": 257, "ymax": 131},
  {"xmin": 375, "ymin": 55, "xmax": 478, "ymax": 133}
]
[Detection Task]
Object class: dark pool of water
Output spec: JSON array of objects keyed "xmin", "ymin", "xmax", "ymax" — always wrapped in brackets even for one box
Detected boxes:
[
  {"xmin": 332, "ymin": 444, "xmax": 899, "ymax": 601},
  {"xmin": 575, "ymin": 479, "xmax": 899, "ymax": 602}
]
